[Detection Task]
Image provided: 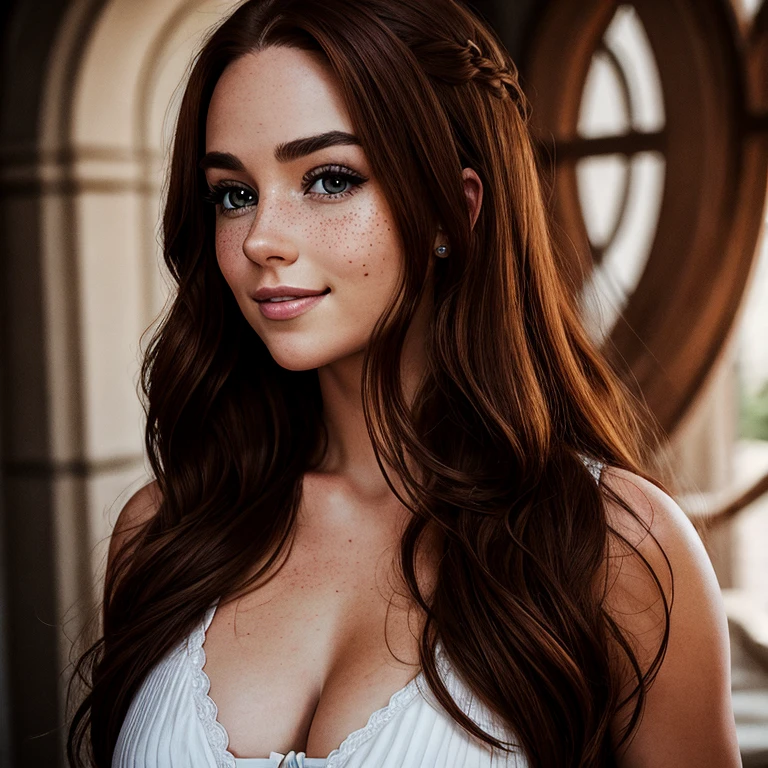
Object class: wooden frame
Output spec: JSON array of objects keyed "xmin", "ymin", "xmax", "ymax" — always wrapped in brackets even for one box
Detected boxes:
[{"xmin": 522, "ymin": 0, "xmax": 768, "ymax": 437}]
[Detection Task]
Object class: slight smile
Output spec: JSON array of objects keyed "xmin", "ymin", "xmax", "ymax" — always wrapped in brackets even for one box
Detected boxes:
[{"xmin": 255, "ymin": 288, "xmax": 331, "ymax": 321}]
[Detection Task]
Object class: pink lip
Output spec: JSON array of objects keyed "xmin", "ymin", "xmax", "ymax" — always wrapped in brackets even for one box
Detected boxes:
[
  {"xmin": 256, "ymin": 292, "xmax": 328, "ymax": 320},
  {"xmin": 252, "ymin": 284, "xmax": 328, "ymax": 301}
]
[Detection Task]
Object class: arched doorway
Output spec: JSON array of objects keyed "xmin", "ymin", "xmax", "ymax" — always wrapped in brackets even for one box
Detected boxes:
[{"xmin": 0, "ymin": 1, "xmax": 238, "ymax": 762}]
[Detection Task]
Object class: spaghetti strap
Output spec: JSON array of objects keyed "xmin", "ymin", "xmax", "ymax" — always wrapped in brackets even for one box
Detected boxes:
[
  {"xmin": 203, "ymin": 599, "xmax": 220, "ymax": 633},
  {"xmin": 580, "ymin": 455, "xmax": 604, "ymax": 484}
]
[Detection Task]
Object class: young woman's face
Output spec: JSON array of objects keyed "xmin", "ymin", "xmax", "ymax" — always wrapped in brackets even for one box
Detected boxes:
[{"xmin": 204, "ymin": 46, "xmax": 405, "ymax": 371}]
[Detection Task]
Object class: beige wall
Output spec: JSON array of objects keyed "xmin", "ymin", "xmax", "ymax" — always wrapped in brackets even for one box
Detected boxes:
[
  {"xmin": 47, "ymin": 0, "xmax": 240, "ymax": 663},
  {"xmin": 0, "ymin": 1, "xmax": 237, "ymax": 763}
]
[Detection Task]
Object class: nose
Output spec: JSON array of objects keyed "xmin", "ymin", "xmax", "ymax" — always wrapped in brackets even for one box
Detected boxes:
[{"xmin": 241, "ymin": 198, "xmax": 300, "ymax": 267}]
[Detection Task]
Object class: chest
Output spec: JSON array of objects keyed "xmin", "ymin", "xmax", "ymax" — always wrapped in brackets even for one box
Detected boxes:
[{"xmin": 200, "ymin": 478, "xmax": 439, "ymax": 760}]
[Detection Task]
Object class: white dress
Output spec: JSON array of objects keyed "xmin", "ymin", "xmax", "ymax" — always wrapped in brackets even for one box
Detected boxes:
[
  {"xmin": 112, "ymin": 459, "xmax": 603, "ymax": 767},
  {"xmin": 112, "ymin": 599, "xmax": 528, "ymax": 768}
]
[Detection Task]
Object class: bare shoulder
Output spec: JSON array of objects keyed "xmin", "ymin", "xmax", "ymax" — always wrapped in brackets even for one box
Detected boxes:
[
  {"xmin": 597, "ymin": 466, "xmax": 740, "ymax": 767},
  {"xmin": 107, "ymin": 480, "xmax": 163, "ymax": 577},
  {"xmin": 598, "ymin": 465, "xmax": 713, "ymax": 596}
]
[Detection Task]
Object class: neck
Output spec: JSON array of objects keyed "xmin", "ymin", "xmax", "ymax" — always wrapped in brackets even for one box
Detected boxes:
[{"xmin": 313, "ymin": 288, "xmax": 431, "ymax": 499}]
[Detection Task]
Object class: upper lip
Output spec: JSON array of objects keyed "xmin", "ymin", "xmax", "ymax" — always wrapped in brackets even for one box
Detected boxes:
[{"xmin": 252, "ymin": 285, "xmax": 329, "ymax": 301}]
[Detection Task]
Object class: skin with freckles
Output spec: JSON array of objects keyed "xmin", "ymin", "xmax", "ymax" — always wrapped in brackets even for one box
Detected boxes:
[
  {"xmin": 198, "ymin": 45, "xmax": 484, "ymax": 759},
  {"xmin": 102, "ymin": 32, "xmax": 741, "ymax": 768},
  {"xmin": 205, "ymin": 46, "xmax": 481, "ymax": 488},
  {"xmin": 206, "ymin": 47, "xmax": 401, "ymax": 376}
]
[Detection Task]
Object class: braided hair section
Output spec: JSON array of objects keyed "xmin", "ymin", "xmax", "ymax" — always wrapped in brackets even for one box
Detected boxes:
[
  {"xmin": 464, "ymin": 39, "xmax": 529, "ymax": 115},
  {"xmin": 414, "ymin": 36, "xmax": 531, "ymax": 121}
]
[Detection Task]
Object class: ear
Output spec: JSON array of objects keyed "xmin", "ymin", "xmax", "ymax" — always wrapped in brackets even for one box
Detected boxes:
[{"xmin": 462, "ymin": 167, "xmax": 483, "ymax": 231}]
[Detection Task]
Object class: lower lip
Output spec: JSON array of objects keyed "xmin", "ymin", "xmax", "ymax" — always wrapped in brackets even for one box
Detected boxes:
[{"xmin": 256, "ymin": 292, "xmax": 328, "ymax": 320}]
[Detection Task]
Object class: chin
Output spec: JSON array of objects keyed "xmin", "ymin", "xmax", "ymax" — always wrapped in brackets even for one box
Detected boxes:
[
  {"xmin": 262, "ymin": 343, "xmax": 339, "ymax": 372},
  {"xmin": 262, "ymin": 336, "xmax": 366, "ymax": 372},
  {"xmin": 271, "ymin": 356, "xmax": 322, "ymax": 372}
]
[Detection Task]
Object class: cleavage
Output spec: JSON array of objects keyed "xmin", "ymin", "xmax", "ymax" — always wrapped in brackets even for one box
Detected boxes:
[{"xmin": 200, "ymin": 520, "xmax": 429, "ymax": 758}]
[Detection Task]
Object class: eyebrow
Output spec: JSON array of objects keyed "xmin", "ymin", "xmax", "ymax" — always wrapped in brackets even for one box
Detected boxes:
[{"xmin": 199, "ymin": 130, "xmax": 361, "ymax": 171}]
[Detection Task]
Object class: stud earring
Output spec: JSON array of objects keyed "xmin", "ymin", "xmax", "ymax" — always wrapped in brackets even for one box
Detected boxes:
[{"xmin": 435, "ymin": 244, "xmax": 449, "ymax": 257}]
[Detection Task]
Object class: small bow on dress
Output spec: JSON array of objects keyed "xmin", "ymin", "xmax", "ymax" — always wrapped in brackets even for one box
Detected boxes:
[{"xmin": 271, "ymin": 751, "xmax": 307, "ymax": 767}]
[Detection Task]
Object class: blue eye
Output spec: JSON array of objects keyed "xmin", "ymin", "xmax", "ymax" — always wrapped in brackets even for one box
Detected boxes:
[
  {"xmin": 221, "ymin": 187, "xmax": 255, "ymax": 209},
  {"xmin": 203, "ymin": 184, "xmax": 256, "ymax": 215},
  {"xmin": 202, "ymin": 163, "xmax": 368, "ymax": 214},
  {"xmin": 303, "ymin": 164, "xmax": 367, "ymax": 199},
  {"xmin": 307, "ymin": 173, "xmax": 352, "ymax": 196}
]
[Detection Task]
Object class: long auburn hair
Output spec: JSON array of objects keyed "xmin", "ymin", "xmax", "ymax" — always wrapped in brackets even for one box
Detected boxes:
[{"xmin": 67, "ymin": 0, "xmax": 672, "ymax": 765}]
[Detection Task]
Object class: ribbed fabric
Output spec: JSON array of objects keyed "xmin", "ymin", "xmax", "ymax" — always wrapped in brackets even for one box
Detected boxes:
[
  {"xmin": 113, "ymin": 459, "xmax": 603, "ymax": 768},
  {"xmin": 112, "ymin": 601, "xmax": 527, "ymax": 768}
]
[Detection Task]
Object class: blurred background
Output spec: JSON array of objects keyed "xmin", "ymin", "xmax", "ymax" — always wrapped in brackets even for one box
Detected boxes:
[{"xmin": 0, "ymin": 0, "xmax": 767, "ymax": 765}]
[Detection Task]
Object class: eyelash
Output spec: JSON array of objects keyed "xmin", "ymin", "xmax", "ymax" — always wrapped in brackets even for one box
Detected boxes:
[{"xmin": 203, "ymin": 164, "xmax": 368, "ymax": 217}]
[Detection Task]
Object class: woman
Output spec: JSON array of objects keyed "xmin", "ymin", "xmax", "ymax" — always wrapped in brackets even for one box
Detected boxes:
[{"xmin": 67, "ymin": 0, "xmax": 740, "ymax": 766}]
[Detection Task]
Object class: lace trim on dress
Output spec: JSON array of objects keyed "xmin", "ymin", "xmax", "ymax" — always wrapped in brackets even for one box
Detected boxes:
[
  {"xmin": 187, "ymin": 601, "xmax": 427, "ymax": 768},
  {"xmin": 324, "ymin": 669, "xmax": 424, "ymax": 768},
  {"xmin": 188, "ymin": 603, "xmax": 237, "ymax": 768}
]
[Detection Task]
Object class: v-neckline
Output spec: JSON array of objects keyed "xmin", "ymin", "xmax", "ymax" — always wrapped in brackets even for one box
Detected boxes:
[{"xmin": 187, "ymin": 600, "xmax": 427, "ymax": 768}]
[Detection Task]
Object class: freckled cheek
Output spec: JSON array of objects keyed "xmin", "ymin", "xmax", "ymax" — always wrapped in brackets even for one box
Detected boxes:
[
  {"xmin": 314, "ymin": 209, "xmax": 397, "ymax": 281},
  {"xmin": 214, "ymin": 219, "xmax": 249, "ymax": 285}
]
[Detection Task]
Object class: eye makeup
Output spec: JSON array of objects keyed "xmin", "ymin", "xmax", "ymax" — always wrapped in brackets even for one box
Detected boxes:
[
  {"xmin": 202, "ymin": 162, "xmax": 369, "ymax": 216},
  {"xmin": 203, "ymin": 181, "xmax": 256, "ymax": 215},
  {"xmin": 302, "ymin": 164, "xmax": 368, "ymax": 199}
]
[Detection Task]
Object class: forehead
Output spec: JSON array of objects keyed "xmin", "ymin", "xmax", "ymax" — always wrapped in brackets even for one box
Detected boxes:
[{"xmin": 205, "ymin": 46, "xmax": 355, "ymax": 154}]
